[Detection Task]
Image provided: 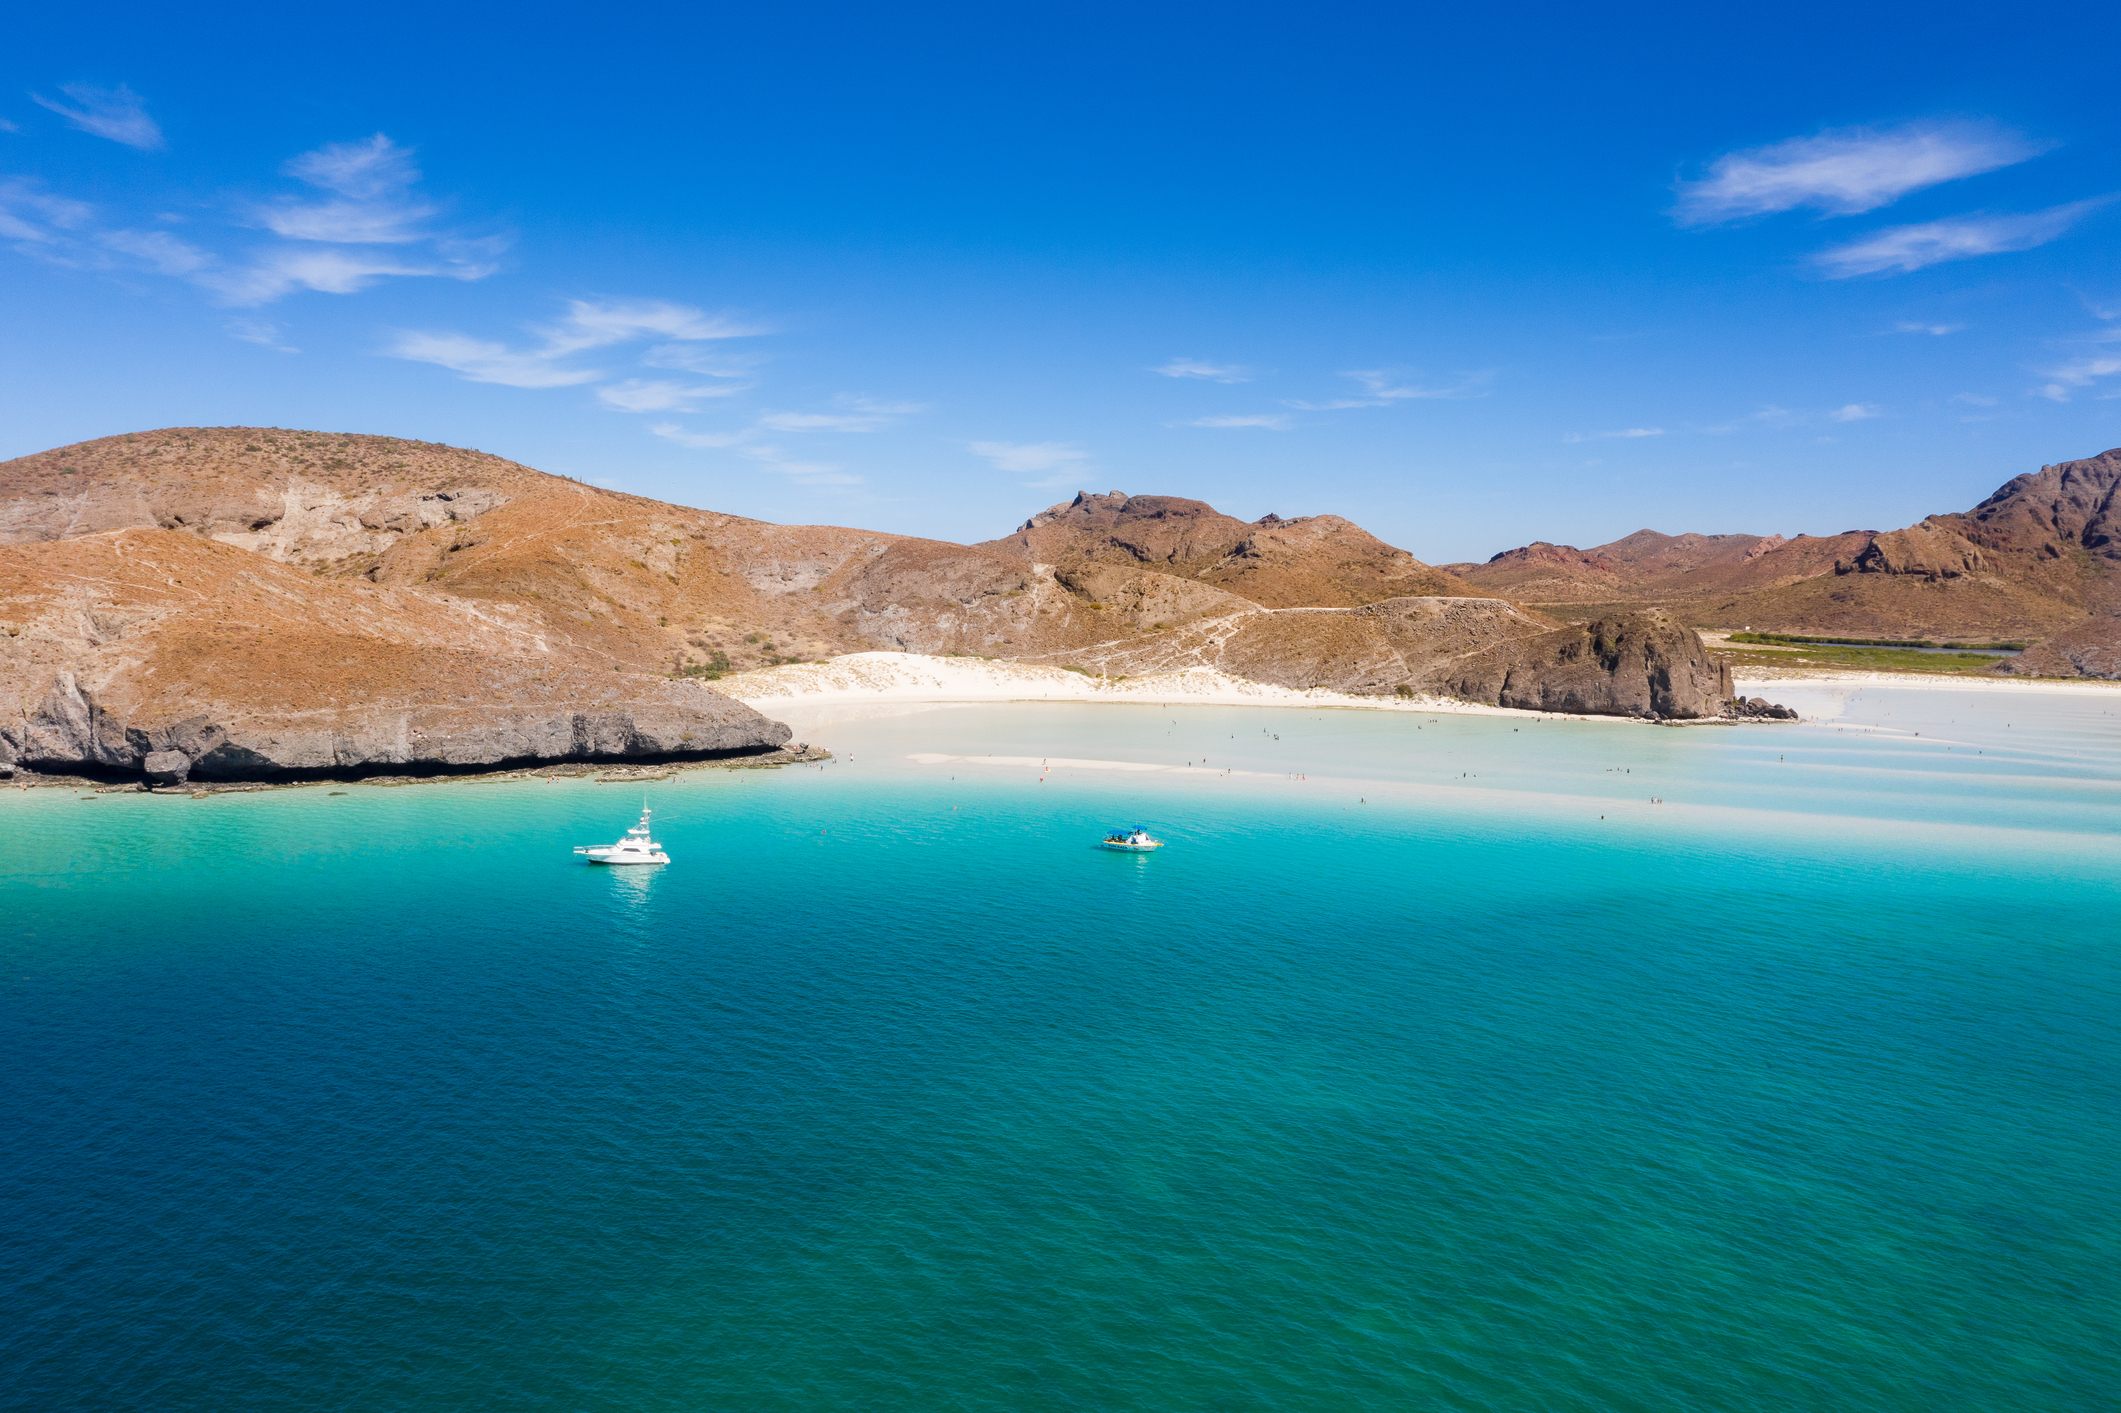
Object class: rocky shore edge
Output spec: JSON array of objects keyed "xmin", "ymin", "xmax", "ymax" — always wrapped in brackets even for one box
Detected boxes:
[{"xmin": 2, "ymin": 742, "xmax": 833, "ymax": 796}]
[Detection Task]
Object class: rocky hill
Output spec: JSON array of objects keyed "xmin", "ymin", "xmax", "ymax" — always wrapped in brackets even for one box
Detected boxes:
[
  {"xmin": 977, "ymin": 491, "xmax": 1486, "ymax": 608},
  {"xmin": 2, "ymin": 427, "xmax": 1748, "ymax": 781},
  {"xmin": 1441, "ymin": 450, "xmax": 2121, "ymax": 669}
]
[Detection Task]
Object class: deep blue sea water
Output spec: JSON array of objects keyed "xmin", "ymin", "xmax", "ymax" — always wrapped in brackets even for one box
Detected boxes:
[{"xmin": 4, "ymin": 689, "xmax": 2118, "ymax": 1411}]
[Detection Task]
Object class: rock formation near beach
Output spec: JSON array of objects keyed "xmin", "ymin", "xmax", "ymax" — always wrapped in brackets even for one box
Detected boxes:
[
  {"xmin": 1440, "ymin": 449, "xmax": 2121, "ymax": 667},
  {"xmin": 1, "ymin": 426, "xmax": 1746, "ymax": 780}
]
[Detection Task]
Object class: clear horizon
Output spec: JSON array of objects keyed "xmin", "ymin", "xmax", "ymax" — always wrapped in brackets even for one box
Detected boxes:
[{"xmin": 4, "ymin": 2, "xmax": 2118, "ymax": 562}]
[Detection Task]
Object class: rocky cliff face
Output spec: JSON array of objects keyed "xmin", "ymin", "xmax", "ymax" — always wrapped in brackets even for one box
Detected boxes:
[
  {"xmin": 0, "ymin": 512, "xmax": 788, "ymax": 782},
  {"xmin": 1010, "ymin": 598, "xmax": 1731, "ymax": 718}
]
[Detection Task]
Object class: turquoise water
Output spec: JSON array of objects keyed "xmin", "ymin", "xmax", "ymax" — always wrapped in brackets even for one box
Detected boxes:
[{"xmin": 3, "ymin": 691, "xmax": 2118, "ymax": 1411}]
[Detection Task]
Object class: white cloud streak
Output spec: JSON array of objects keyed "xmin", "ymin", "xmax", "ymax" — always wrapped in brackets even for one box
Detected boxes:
[
  {"xmin": 1812, "ymin": 200, "xmax": 2108, "ymax": 278},
  {"xmin": 1180, "ymin": 414, "xmax": 1291, "ymax": 430},
  {"xmin": 648, "ymin": 396, "xmax": 923, "ymax": 483},
  {"xmin": 2038, "ymin": 356, "xmax": 2121, "ymax": 402},
  {"xmin": 390, "ymin": 298, "xmax": 761, "ymax": 390},
  {"xmin": 969, "ymin": 441, "xmax": 1091, "ymax": 474},
  {"xmin": 226, "ymin": 317, "xmax": 297, "ymax": 353},
  {"xmin": 389, "ymin": 331, "xmax": 607, "ymax": 388},
  {"xmin": 596, "ymin": 379, "xmax": 751, "ymax": 412},
  {"xmin": 0, "ymin": 179, "xmax": 94, "ymax": 243},
  {"xmin": 756, "ymin": 398, "xmax": 925, "ymax": 432},
  {"xmin": 1154, "ymin": 358, "xmax": 1253, "ymax": 382},
  {"xmin": 2, "ymin": 133, "xmax": 507, "ymax": 306},
  {"xmin": 1893, "ymin": 321, "xmax": 1965, "ymax": 335},
  {"xmin": 260, "ymin": 135, "xmax": 435, "ymax": 244},
  {"xmin": 1561, "ymin": 427, "xmax": 1664, "ymax": 443},
  {"xmin": 1827, "ymin": 403, "xmax": 1883, "ymax": 421},
  {"xmin": 648, "ymin": 423, "xmax": 859, "ymax": 483},
  {"xmin": 649, "ymin": 423, "xmax": 744, "ymax": 449},
  {"xmin": 1673, "ymin": 121, "xmax": 2044, "ymax": 225},
  {"xmin": 1286, "ymin": 368, "xmax": 1491, "ymax": 410},
  {"xmin": 31, "ymin": 83, "xmax": 164, "ymax": 150}
]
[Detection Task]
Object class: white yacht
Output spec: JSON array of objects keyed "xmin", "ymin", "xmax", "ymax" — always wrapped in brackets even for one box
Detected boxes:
[{"xmin": 575, "ymin": 805, "xmax": 670, "ymax": 865}]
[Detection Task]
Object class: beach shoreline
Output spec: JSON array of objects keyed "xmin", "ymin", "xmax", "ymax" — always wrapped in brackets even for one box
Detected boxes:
[{"xmin": 719, "ymin": 650, "xmax": 2120, "ymax": 724}]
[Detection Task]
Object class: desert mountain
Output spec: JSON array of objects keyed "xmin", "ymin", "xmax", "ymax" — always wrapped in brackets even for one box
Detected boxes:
[
  {"xmin": 1441, "ymin": 450, "xmax": 2121, "ymax": 658},
  {"xmin": 2, "ymin": 427, "xmax": 1739, "ymax": 781},
  {"xmin": 977, "ymin": 491, "xmax": 1486, "ymax": 609}
]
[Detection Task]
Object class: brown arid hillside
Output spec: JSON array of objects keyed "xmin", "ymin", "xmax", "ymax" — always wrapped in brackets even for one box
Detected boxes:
[
  {"xmin": 2, "ymin": 427, "xmax": 1745, "ymax": 782},
  {"xmin": 979, "ymin": 490, "xmax": 1487, "ymax": 608},
  {"xmin": 1440, "ymin": 449, "xmax": 2121, "ymax": 675}
]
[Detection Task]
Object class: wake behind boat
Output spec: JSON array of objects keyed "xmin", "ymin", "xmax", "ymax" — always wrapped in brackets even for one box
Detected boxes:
[
  {"xmin": 575, "ymin": 805, "xmax": 669, "ymax": 865},
  {"xmin": 1099, "ymin": 825, "xmax": 1164, "ymax": 852}
]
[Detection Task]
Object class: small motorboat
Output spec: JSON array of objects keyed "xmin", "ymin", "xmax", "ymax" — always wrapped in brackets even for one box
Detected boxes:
[
  {"xmin": 1099, "ymin": 825, "xmax": 1164, "ymax": 852},
  {"xmin": 575, "ymin": 805, "xmax": 669, "ymax": 865}
]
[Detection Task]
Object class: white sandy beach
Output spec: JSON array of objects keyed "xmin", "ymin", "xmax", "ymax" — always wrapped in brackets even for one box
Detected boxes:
[
  {"xmin": 721, "ymin": 652, "xmax": 1561, "ymax": 720},
  {"xmin": 719, "ymin": 650, "xmax": 2120, "ymax": 732}
]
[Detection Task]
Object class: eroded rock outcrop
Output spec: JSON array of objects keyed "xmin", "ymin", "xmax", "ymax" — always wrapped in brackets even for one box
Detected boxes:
[
  {"xmin": 3, "ymin": 670, "xmax": 781, "ymax": 781},
  {"xmin": 1993, "ymin": 614, "xmax": 2121, "ymax": 680},
  {"xmin": 1017, "ymin": 599, "xmax": 1734, "ymax": 719},
  {"xmin": 0, "ymin": 529, "xmax": 789, "ymax": 781}
]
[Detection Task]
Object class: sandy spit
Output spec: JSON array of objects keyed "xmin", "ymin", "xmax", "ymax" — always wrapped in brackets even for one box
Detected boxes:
[{"xmin": 721, "ymin": 652, "xmax": 1577, "ymax": 719}]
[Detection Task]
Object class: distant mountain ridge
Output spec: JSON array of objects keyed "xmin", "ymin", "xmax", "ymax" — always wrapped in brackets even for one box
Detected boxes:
[{"xmin": 1441, "ymin": 449, "xmax": 2121, "ymax": 658}]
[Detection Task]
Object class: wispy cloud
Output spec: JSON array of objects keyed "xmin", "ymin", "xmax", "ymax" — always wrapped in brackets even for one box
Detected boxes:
[
  {"xmin": 1698, "ymin": 403, "xmax": 1890, "ymax": 433},
  {"xmin": 259, "ymin": 135, "xmax": 435, "ymax": 244},
  {"xmin": 648, "ymin": 424, "xmax": 744, "ymax": 450},
  {"xmin": 1892, "ymin": 321, "xmax": 1966, "ymax": 335},
  {"xmin": 641, "ymin": 343, "xmax": 761, "ymax": 376},
  {"xmin": 1813, "ymin": 200, "xmax": 2108, "ymax": 278},
  {"xmin": 739, "ymin": 446, "xmax": 861, "ymax": 485},
  {"xmin": 205, "ymin": 246, "xmax": 491, "ymax": 304},
  {"xmin": 0, "ymin": 178, "xmax": 94, "ymax": 243},
  {"xmin": 1, "ymin": 133, "xmax": 505, "ymax": 309},
  {"xmin": 390, "ymin": 331, "xmax": 605, "ymax": 388},
  {"xmin": 1286, "ymin": 368, "xmax": 1492, "ymax": 410},
  {"xmin": 1154, "ymin": 357, "xmax": 1253, "ymax": 383},
  {"xmin": 1179, "ymin": 414, "xmax": 1291, "ymax": 430},
  {"xmin": 1951, "ymin": 393, "xmax": 1999, "ymax": 406},
  {"xmin": 1673, "ymin": 120, "xmax": 2044, "ymax": 225},
  {"xmin": 755, "ymin": 397, "xmax": 925, "ymax": 432},
  {"xmin": 226, "ymin": 317, "xmax": 297, "ymax": 353},
  {"xmin": 538, "ymin": 299, "xmax": 758, "ymax": 355},
  {"xmin": 596, "ymin": 379, "xmax": 750, "ymax": 412},
  {"xmin": 97, "ymin": 226, "xmax": 210, "ymax": 275},
  {"xmin": 31, "ymin": 82, "xmax": 164, "ymax": 150},
  {"xmin": 0, "ymin": 118, "xmax": 21, "ymax": 134},
  {"xmin": 390, "ymin": 298, "xmax": 761, "ymax": 390},
  {"xmin": 649, "ymin": 424, "xmax": 859, "ymax": 484},
  {"xmin": 646, "ymin": 396, "xmax": 922, "ymax": 483},
  {"xmin": 1562, "ymin": 427, "xmax": 1664, "ymax": 443},
  {"xmin": 2037, "ymin": 357, "xmax": 2121, "ymax": 402},
  {"xmin": 969, "ymin": 441, "xmax": 1092, "ymax": 475}
]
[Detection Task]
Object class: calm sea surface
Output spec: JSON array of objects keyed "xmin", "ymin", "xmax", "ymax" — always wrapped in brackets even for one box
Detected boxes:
[{"xmin": 4, "ymin": 685, "xmax": 2118, "ymax": 1411}]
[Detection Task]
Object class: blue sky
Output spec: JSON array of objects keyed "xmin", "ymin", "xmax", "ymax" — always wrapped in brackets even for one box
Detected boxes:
[{"xmin": 4, "ymin": 1, "xmax": 2118, "ymax": 562}]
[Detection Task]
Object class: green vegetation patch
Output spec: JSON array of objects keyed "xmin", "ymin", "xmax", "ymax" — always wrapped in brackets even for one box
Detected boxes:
[
  {"xmin": 1730, "ymin": 631, "xmax": 2026, "ymax": 651},
  {"xmin": 1721, "ymin": 642, "xmax": 2011, "ymax": 674}
]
